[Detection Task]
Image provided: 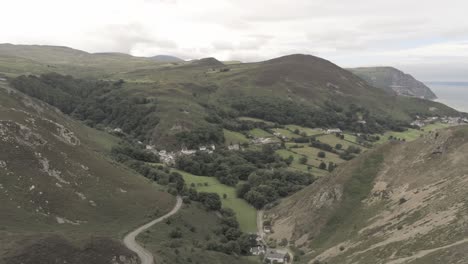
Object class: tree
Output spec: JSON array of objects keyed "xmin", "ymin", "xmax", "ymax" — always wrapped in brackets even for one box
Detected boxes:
[
  {"xmin": 319, "ymin": 162, "xmax": 327, "ymax": 170},
  {"xmin": 169, "ymin": 228, "xmax": 183, "ymax": 238},
  {"xmin": 198, "ymin": 192, "xmax": 222, "ymax": 210},
  {"xmin": 335, "ymin": 143, "xmax": 342, "ymax": 150},
  {"xmin": 299, "ymin": 156, "xmax": 308, "ymax": 165},
  {"xmin": 317, "ymin": 151, "xmax": 326, "ymax": 158},
  {"xmin": 223, "ymin": 193, "xmax": 228, "ymax": 199}
]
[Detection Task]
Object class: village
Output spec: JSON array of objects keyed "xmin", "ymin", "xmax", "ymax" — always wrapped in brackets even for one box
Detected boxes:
[{"xmin": 410, "ymin": 115, "xmax": 468, "ymax": 128}]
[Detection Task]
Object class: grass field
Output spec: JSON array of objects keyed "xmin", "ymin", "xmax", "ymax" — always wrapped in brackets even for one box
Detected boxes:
[
  {"xmin": 272, "ymin": 128, "xmax": 302, "ymax": 138},
  {"xmin": 223, "ymin": 129, "xmax": 250, "ymax": 145},
  {"xmin": 174, "ymin": 169, "xmax": 257, "ymax": 233},
  {"xmin": 138, "ymin": 204, "xmax": 261, "ymax": 264},
  {"xmin": 238, "ymin": 116, "xmax": 275, "ymax": 126},
  {"xmin": 285, "ymin": 125, "xmax": 324, "ymax": 136},
  {"xmin": 293, "ymin": 146, "xmax": 344, "ymax": 166},
  {"xmin": 249, "ymin": 128, "xmax": 274, "ymax": 138},
  {"xmin": 276, "ymin": 149, "xmax": 330, "ymax": 177},
  {"xmin": 375, "ymin": 122, "xmax": 453, "ymax": 144},
  {"xmin": 316, "ymin": 134, "xmax": 364, "ymax": 150}
]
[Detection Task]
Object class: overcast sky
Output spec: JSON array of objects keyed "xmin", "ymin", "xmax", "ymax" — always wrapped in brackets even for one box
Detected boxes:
[{"xmin": 1, "ymin": 0, "xmax": 468, "ymax": 81}]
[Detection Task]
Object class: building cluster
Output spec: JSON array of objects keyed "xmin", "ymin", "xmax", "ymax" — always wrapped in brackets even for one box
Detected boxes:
[
  {"xmin": 411, "ymin": 116, "xmax": 468, "ymax": 128},
  {"xmin": 248, "ymin": 224, "xmax": 291, "ymax": 263},
  {"xmin": 146, "ymin": 144, "xmax": 216, "ymax": 165}
]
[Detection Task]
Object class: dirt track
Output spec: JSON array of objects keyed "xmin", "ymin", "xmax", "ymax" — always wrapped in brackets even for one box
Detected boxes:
[{"xmin": 123, "ymin": 196, "xmax": 183, "ymax": 264}]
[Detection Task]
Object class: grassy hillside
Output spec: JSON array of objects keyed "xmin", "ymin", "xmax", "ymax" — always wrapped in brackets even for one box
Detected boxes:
[
  {"xmin": 2, "ymin": 45, "xmax": 462, "ymax": 151},
  {"xmin": 266, "ymin": 126, "xmax": 468, "ymax": 264},
  {"xmin": 0, "ymin": 81, "xmax": 176, "ymax": 263}
]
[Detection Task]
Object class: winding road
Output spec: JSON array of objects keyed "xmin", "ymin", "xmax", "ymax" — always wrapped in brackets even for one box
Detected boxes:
[{"xmin": 123, "ymin": 196, "xmax": 183, "ymax": 264}]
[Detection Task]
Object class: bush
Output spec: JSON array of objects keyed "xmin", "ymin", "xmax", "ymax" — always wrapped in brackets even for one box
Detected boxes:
[
  {"xmin": 317, "ymin": 151, "xmax": 326, "ymax": 158},
  {"xmin": 169, "ymin": 228, "xmax": 183, "ymax": 238}
]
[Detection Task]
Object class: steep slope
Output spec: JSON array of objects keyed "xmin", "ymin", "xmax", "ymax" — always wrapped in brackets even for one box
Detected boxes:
[
  {"xmin": 0, "ymin": 79, "xmax": 175, "ymax": 263},
  {"xmin": 266, "ymin": 126, "xmax": 468, "ymax": 264},
  {"xmin": 349, "ymin": 67, "xmax": 437, "ymax": 100}
]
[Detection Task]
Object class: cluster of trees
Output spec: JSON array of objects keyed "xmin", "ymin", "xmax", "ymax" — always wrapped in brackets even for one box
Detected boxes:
[
  {"xmin": 175, "ymin": 125, "xmax": 225, "ymax": 148},
  {"xmin": 185, "ymin": 190, "xmax": 223, "ymax": 210},
  {"xmin": 205, "ymin": 208, "xmax": 255, "ymax": 255},
  {"xmin": 111, "ymin": 142, "xmax": 159, "ymax": 163},
  {"xmin": 310, "ymin": 141, "xmax": 336, "ymax": 153},
  {"xmin": 339, "ymin": 145, "xmax": 362, "ymax": 160},
  {"xmin": 229, "ymin": 97, "xmax": 409, "ymax": 134},
  {"xmin": 175, "ymin": 146, "xmax": 287, "ymax": 186},
  {"xmin": 237, "ymin": 169, "xmax": 314, "ymax": 209},
  {"xmin": 11, "ymin": 73, "xmax": 160, "ymax": 141}
]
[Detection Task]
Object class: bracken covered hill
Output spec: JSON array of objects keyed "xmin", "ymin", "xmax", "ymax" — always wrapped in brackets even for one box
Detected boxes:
[
  {"xmin": 0, "ymin": 79, "xmax": 174, "ymax": 264},
  {"xmin": 266, "ymin": 126, "xmax": 468, "ymax": 264}
]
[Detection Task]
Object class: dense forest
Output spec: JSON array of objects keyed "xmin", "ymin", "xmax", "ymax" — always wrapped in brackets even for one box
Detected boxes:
[
  {"xmin": 228, "ymin": 96, "xmax": 409, "ymax": 133},
  {"xmin": 11, "ymin": 73, "xmax": 160, "ymax": 141}
]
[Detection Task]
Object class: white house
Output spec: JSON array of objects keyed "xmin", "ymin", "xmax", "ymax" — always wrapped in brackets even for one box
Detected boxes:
[
  {"xmin": 181, "ymin": 148, "xmax": 197, "ymax": 155},
  {"xmin": 326, "ymin": 128, "xmax": 342, "ymax": 134},
  {"xmin": 228, "ymin": 144, "xmax": 240, "ymax": 151},
  {"xmin": 250, "ymin": 246, "xmax": 266, "ymax": 256}
]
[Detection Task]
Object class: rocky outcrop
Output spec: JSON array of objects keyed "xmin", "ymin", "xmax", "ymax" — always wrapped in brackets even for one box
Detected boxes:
[{"xmin": 349, "ymin": 66, "xmax": 437, "ymax": 99}]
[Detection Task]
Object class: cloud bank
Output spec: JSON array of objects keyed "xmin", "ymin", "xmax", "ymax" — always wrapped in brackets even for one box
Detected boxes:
[{"xmin": 1, "ymin": 0, "xmax": 468, "ymax": 80}]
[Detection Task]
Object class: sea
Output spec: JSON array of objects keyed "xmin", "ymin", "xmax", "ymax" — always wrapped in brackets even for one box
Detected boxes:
[{"xmin": 425, "ymin": 82, "xmax": 468, "ymax": 113}]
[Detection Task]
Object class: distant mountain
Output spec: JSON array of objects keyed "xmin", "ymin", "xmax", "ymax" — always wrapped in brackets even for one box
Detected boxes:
[
  {"xmin": 349, "ymin": 67, "xmax": 437, "ymax": 100},
  {"xmin": 266, "ymin": 126, "xmax": 468, "ymax": 264},
  {"xmin": 150, "ymin": 55, "xmax": 184, "ymax": 63},
  {"xmin": 189, "ymin": 57, "xmax": 225, "ymax": 67}
]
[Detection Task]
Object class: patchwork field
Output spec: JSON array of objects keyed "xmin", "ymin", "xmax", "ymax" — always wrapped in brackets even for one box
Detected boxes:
[
  {"xmin": 284, "ymin": 125, "xmax": 324, "ymax": 136},
  {"xmin": 376, "ymin": 122, "xmax": 452, "ymax": 143},
  {"xmin": 137, "ymin": 204, "xmax": 260, "ymax": 264},
  {"xmin": 272, "ymin": 128, "xmax": 302, "ymax": 138},
  {"xmin": 238, "ymin": 116, "xmax": 275, "ymax": 126},
  {"xmin": 316, "ymin": 134, "xmax": 365, "ymax": 150},
  {"xmin": 223, "ymin": 129, "xmax": 250, "ymax": 146},
  {"xmin": 249, "ymin": 128, "xmax": 274, "ymax": 138},
  {"xmin": 174, "ymin": 170, "xmax": 257, "ymax": 233}
]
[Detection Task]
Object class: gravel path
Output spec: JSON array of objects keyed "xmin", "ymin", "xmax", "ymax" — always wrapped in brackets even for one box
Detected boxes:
[{"xmin": 123, "ymin": 196, "xmax": 183, "ymax": 264}]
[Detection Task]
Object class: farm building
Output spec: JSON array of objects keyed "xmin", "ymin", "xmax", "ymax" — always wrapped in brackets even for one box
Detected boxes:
[{"xmin": 264, "ymin": 249, "xmax": 289, "ymax": 263}]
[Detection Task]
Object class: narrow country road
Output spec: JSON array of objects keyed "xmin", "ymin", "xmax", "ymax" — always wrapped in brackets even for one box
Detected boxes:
[
  {"xmin": 123, "ymin": 196, "xmax": 183, "ymax": 264},
  {"xmin": 257, "ymin": 210, "xmax": 265, "ymax": 242}
]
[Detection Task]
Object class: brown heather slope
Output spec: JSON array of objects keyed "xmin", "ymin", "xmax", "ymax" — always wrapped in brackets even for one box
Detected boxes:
[
  {"xmin": 266, "ymin": 126, "xmax": 468, "ymax": 264},
  {"xmin": 0, "ymin": 80, "xmax": 174, "ymax": 264}
]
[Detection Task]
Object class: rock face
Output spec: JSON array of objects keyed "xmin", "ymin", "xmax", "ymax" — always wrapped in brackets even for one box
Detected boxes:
[
  {"xmin": 266, "ymin": 126, "xmax": 468, "ymax": 264},
  {"xmin": 349, "ymin": 67, "xmax": 437, "ymax": 100}
]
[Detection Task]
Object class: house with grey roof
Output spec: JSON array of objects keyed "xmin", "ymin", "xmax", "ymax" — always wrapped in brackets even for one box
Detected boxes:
[{"xmin": 264, "ymin": 249, "xmax": 289, "ymax": 263}]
